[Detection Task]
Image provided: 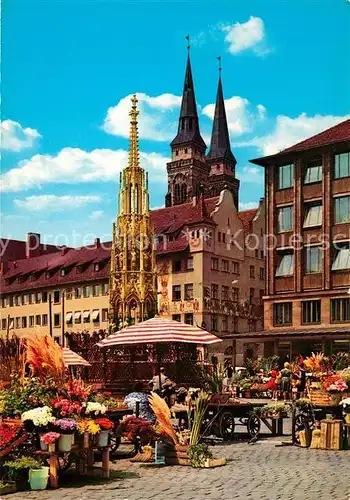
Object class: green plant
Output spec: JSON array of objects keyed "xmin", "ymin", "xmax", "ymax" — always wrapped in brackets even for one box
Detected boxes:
[
  {"xmin": 239, "ymin": 378, "xmax": 253, "ymax": 391},
  {"xmin": 244, "ymin": 358, "xmax": 257, "ymax": 376},
  {"xmin": 295, "ymin": 397, "xmax": 313, "ymax": 408},
  {"xmin": 261, "ymin": 403, "xmax": 289, "ymax": 416},
  {"xmin": 190, "ymin": 392, "xmax": 210, "ymax": 446},
  {"xmin": 5, "ymin": 457, "xmax": 42, "ymax": 480},
  {"xmin": 332, "ymin": 352, "xmax": 350, "ymax": 372},
  {"xmin": 188, "ymin": 443, "xmax": 212, "ymax": 468},
  {"xmin": 257, "ymin": 356, "xmax": 280, "ymax": 374},
  {"xmin": 200, "ymin": 365, "xmax": 224, "ymax": 393}
]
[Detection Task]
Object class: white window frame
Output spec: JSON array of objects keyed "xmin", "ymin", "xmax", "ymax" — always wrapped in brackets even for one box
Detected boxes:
[
  {"xmin": 332, "ymin": 247, "xmax": 350, "ymax": 271},
  {"xmin": 304, "ymin": 164, "xmax": 322, "ymax": 184},
  {"xmin": 305, "ymin": 246, "xmax": 322, "ymax": 274},
  {"xmin": 304, "ymin": 204, "xmax": 322, "ymax": 228},
  {"xmin": 275, "ymin": 253, "xmax": 294, "ymax": 277},
  {"xmin": 278, "ymin": 206, "xmax": 293, "ymax": 232}
]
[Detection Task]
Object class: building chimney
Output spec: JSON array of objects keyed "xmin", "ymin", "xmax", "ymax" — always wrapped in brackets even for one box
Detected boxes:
[
  {"xmin": 94, "ymin": 238, "xmax": 101, "ymax": 248},
  {"xmin": 0, "ymin": 261, "xmax": 9, "ymax": 275},
  {"xmin": 26, "ymin": 233, "xmax": 41, "ymax": 259},
  {"xmin": 60, "ymin": 246, "xmax": 69, "ymax": 256},
  {"xmin": 192, "ymin": 196, "xmax": 197, "ymax": 207}
]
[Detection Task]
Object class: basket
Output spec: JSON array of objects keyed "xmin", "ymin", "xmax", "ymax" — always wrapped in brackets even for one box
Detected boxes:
[{"xmin": 308, "ymin": 388, "xmax": 342, "ymax": 406}]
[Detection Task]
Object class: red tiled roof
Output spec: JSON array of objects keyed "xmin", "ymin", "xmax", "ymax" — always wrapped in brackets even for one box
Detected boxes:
[
  {"xmin": 282, "ymin": 119, "xmax": 350, "ymax": 154},
  {"xmin": 1, "ymin": 196, "xmax": 260, "ymax": 294},
  {"xmin": 238, "ymin": 208, "xmax": 258, "ymax": 234},
  {"xmin": 151, "ymin": 197, "xmax": 219, "ymax": 235},
  {"xmin": 251, "ymin": 119, "xmax": 350, "ymax": 164},
  {"xmin": 0, "ymin": 238, "xmax": 62, "ymax": 263},
  {"xmin": 1, "ymin": 243, "xmax": 112, "ymax": 294}
]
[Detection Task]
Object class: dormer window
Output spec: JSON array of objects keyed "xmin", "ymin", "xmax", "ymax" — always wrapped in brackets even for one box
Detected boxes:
[
  {"xmin": 94, "ymin": 263, "xmax": 100, "ymax": 272},
  {"xmin": 60, "ymin": 269, "xmax": 65, "ymax": 277}
]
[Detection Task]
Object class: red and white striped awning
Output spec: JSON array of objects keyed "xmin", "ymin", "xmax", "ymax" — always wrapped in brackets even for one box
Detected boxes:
[
  {"xmin": 62, "ymin": 347, "xmax": 91, "ymax": 367},
  {"xmin": 97, "ymin": 317, "xmax": 222, "ymax": 347}
]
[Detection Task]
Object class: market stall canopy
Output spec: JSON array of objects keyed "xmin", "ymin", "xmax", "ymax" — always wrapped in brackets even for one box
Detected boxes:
[
  {"xmin": 97, "ymin": 317, "xmax": 222, "ymax": 347},
  {"xmin": 62, "ymin": 347, "xmax": 91, "ymax": 367}
]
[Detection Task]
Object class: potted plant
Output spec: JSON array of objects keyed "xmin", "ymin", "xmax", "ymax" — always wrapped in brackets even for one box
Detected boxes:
[
  {"xmin": 77, "ymin": 419, "xmax": 100, "ymax": 448},
  {"xmin": 322, "ymin": 375, "xmax": 348, "ymax": 405},
  {"xmin": 4, "ymin": 456, "xmax": 42, "ymax": 491},
  {"xmin": 21, "ymin": 406, "xmax": 55, "ymax": 436},
  {"xmin": 28, "ymin": 464, "xmax": 49, "ymax": 491},
  {"xmin": 239, "ymin": 379, "xmax": 253, "ymax": 399},
  {"xmin": 94, "ymin": 417, "xmax": 114, "ymax": 447},
  {"xmin": 40, "ymin": 432, "xmax": 60, "ymax": 452},
  {"xmin": 53, "ymin": 419, "xmax": 78, "ymax": 452},
  {"xmin": 84, "ymin": 401, "xmax": 107, "ymax": 417},
  {"xmin": 188, "ymin": 443, "xmax": 212, "ymax": 468}
]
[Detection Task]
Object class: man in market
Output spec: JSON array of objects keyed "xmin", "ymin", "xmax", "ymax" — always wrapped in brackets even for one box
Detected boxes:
[{"xmin": 149, "ymin": 367, "xmax": 169, "ymax": 392}]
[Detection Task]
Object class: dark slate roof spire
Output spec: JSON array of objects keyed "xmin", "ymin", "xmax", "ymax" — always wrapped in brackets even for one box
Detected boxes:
[
  {"xmin": 171, "ymin": 53, "xmax": 206, "ymax": 150},
  {"xmin": 207, "ymin": 72, "xmax": 236, "ymax": 164}
]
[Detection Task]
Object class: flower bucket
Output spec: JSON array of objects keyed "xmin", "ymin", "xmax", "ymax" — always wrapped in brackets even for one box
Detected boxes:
[
  {"xmin": 29, "ymin": 467, "xmax": 49, "ymax": 491},
  {"xmin": 96, "ymin": 430, "xmax": 109, "ymax": 447},
  {"xmin": 58, "ymin": 434, "xmax": 73, "ymax": 452},
  {"xmin": 39, "ymin": 433, "xmax": 48, "ymax": 451}
]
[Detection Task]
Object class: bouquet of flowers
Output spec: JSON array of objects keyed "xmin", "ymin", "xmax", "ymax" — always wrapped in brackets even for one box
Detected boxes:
[
  {"xmin": 94, "ymin": 418, "xmax": 114, "ymax": 430},
  {"xmin": 84, "ymin": 402, "xmax": 107, "ymax": 416},
  {"xmin": 21, "ymin": 406, "xmax": 56, "ymax": 429},
  {"xmin": 52, "ymin": 397, "xmax": 83, "ymax": 417},
  {"xmin": 64, "ymin": 379, "xmax": 92, "ymax": 401},
  {"xmin": 0, "ymin": 425, "xmax": 20, "ymax": 451},
  {"xmin": 77, "ymin": 419, "xmax": 100, "ymax": 435},
  {"xmin": 53, "ymin": 418, "xmax": 78, "ymax": 434},
  {"xmin": 322, "ymin": 375, "xmax": 348, "ymax": 393},
  {"xmin": 41, "ymin": 432, "xmax": 60, "ymax": 445},
  {"xmin": 117, "ymin": 416, "xmax": 156, "ymax": 445}
]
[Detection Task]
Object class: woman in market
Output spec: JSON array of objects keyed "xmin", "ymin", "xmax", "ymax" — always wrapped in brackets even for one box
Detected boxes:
[
  {"xmin": 124, "ymin": 382, "xmax": 155, "ymax": 422},
  {"xmin": 280, "ymin": 362, "xmax": 292, "ymax": 402},
  {"xmin": 265, "ymin": 369, "xmax": 279, "ymax": 400}
]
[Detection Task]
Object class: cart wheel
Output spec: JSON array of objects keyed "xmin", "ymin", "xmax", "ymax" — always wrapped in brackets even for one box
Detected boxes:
[
  {"xmin": 220, "ymin": 411, "xmax": 235, "ymax": 441},
  {"xmin": 247, "ymin": 414, "xmax": 261, "ymax": 438},
  {"xmin": 110, "ymin": 434, "xmax": 122, "ymax": 453},
  {"xmin": 45, "ymin": 453, "xmax": 73, "ymax": 474}
]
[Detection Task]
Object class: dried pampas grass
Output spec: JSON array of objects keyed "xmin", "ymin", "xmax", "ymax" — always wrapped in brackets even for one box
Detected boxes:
[
  {"xmin": 149, "ymin": 392, "xmax": 178, "ymax": 444},
  {"xmin": 25, "ymin": 334, "xmax": 65, "ymax": 383}
]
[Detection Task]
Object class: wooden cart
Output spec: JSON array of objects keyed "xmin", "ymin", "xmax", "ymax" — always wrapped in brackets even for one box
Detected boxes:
[{"xmin": 173, "ymin": 398, "xmax": 286, "ymax": 441}]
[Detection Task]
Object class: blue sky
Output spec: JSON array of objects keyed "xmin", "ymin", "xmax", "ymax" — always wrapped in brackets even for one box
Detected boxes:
[{"xmin": 1, "ymin": 0, "xmax": 349, "ymax": 246}]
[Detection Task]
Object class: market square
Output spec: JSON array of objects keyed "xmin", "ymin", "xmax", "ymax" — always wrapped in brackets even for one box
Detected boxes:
[{"xmin": 1, "ymin": 0, "xmax": 349, "ymax": 498}]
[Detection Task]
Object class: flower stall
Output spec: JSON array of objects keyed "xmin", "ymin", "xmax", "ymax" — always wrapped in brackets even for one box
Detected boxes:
[
  {"xmin": 291, "ymin": 353, "xmax": 349, "ymax": 450},
  {"xmin": 0, "ymin": 335, "xmax": 131, "ymax": 491}
]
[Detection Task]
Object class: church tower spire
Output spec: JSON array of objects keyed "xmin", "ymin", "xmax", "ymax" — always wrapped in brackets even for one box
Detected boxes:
[
  {"xmin": 165, "ymin": 45, "xmax": 209, "ymax": 207},
  {"xmin": 170, "ymin": 54, "xmax": 206, "ymax": 150},
  {"xmin": 206, "ymin": 61, "xmax": 239, "ymax": 208},
  {"xmin": 109, "ymin": 95, "xmax": 157, "ymax": 328}
]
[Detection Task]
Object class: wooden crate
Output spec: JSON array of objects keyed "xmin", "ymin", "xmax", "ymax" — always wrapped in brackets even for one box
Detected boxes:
[
  {"xmin": 165, "ymin": 444, "xmax": 190, "ymax": 466},
  {"xmin": 309, "ymin": 389, "xmax": 332, "ymax": 406},
  {"xmin": 320, "ymin": 420, "xmax": 343, "ymax": 450}
]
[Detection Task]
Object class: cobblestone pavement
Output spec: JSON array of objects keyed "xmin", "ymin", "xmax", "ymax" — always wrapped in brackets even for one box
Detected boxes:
[{"xmin": 13, "ymin": 438, "xmax": 350, "ymax": 500}]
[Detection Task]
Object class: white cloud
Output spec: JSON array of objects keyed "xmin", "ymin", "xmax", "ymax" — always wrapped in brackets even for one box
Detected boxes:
[
  {"xmin": 0, "ymin": 147, "xmax": 169, "ymax": 192},
  {"xmin": 89, "ymin": 210, "xmax": 104, "ymax": 220},
  {"xmin": 221, "ymin": 16, "xmax": 269, "ymax": 56},
  {"xmin": 0, "ymin": 120, "xmax": 41, "ymax": 152},
  {"xmin": 239, "ymin": 201, "xmax": 259, "ymax": 211},
  {"xmin": 202, "ymin": 96, "xmax": 266, "ymax": 136},
  {"xmin": 237, "ymin": 166, "xmax": 264, "ymax": 184},
  {"xmin": 102, "ymin": 92, "xmax": 181, "ymax": 141},
  {"xmin": 251, "ymin": 113, "xmax": 350, "ymax": 156},
  {"xmin": 14, "ymin": 195, "xmax": 101, "ymax": 212}
]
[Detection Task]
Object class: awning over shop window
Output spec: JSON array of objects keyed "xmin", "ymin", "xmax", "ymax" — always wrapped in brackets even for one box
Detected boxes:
[
  {"xmin": 83, "ymin": 311, "xmax": 90, "ymax": 320},
  {"xmin": 92, "ymin": 310, "xmax": 100, "ymax": 321},
  {"xmin": 74, "ymin": 312, "xmax": 81, "ymax": 321},
  {"xmin": 65, "ymin": 312, "xmax": 73, "ymax": 323}
]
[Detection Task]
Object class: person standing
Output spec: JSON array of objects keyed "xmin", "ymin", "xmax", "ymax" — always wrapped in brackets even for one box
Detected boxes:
[
  {"xmin": 280, "ymin": 362, "xmax": 292, "ymax": 402},
  {"xmin": 150, "ymin": 367, "xmax": 169, "ymax": 392}
]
